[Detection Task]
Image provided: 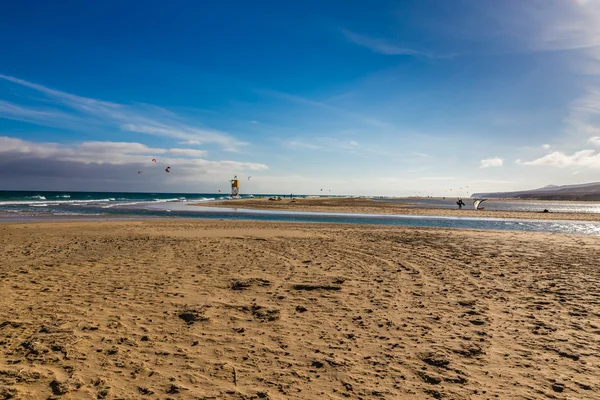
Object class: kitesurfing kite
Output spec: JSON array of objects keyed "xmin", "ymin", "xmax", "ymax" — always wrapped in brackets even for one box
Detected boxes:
[
  {"xmin": 473, "ymin": 198, "xmax": 487, "ymax": 210},
  {"xmin": 138, "ymin": 171, "xmax": 141, "ymax": 174},
  {"xmin": 152, "ymin": 158, "xmax": 157, "ymax": 163},
  {"xmin": 248, "ymin": 176, "xmax": 252, "ymax": 180},
  {"xmin": 165, "ymin": 166, "xmax": 171, "ymax": 173}
]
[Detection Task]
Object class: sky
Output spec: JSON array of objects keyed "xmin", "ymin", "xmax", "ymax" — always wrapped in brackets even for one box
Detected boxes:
[{"xmin": 2, "ymin": 0, "xmax": 600, "ymax": 196}]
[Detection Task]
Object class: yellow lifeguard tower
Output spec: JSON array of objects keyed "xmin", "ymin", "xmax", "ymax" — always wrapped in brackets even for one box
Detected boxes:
[{"xmin": 230, "ymin": 175, "xmax": 240, "ymax": 198}]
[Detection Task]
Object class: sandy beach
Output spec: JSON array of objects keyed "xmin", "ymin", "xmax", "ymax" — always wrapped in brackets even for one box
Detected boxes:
[
  {"xmin": 1, "ymin": 219, "xmax": 600, "ymax": 399},
  {"xmin": 198, "ymin": 197, "xmax": 600, "ymax": 222}
]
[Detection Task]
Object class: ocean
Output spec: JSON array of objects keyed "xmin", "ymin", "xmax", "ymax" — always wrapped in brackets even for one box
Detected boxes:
[
  {"xmin": 379, "ymin": 197, "xmax": 600, "ymax": 213},
  {"xmin": 2, "ymin": 191, "xmax": 600, "ymax": 236},
  {"xmin": 0, "ymin": 190, "xmax": 255, "ymax": 216}
]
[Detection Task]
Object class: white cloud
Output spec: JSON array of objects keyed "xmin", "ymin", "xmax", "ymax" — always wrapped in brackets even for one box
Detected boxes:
[
  {"xmin": 0, "ymin": 74, "xmax": 246, "ymax": 150},
  {"xmin": 528, "ymin": 1, "xmax": 600, "ymax": 52},
  {"xmin": 289, "ymin": 138, "xmax": 366, "ymax": 151},
  {"xmin": 542, "ymin": 144, "xmax": 551, "ymax": 149},
  {"xmin": 0, "ymin": 136, "xmax": 267, "ymax": 171},
  {"xmin": 476, "ymin": 1, "xmax": 600, "ymax": 54},
  {"xmin": 453, "ymin": 1, "xmax": 600, "ymax": 75},
  {"xmin": 517, "ymin": 149, "xmax": 600, "ymax": 168},
  {"xmin": 0, "ymin": 100, "xmax": 82, "ymax": 124},
  {"xmin": 179, "ymin": 140, "xmax": 201, "ymax": 145},
  {"xmin": 120, "ymin": 124, "xmax": 246, "ymax": 149},
  {"xmin": 341, "ymin": 29, "xmax": 436, "ymax": 58},
  {"xmin": 564, "ymin": 89, "xmax": 600, "ymax": 138},
  {"xmin": 589, "ymin": 136, "xmax": 600, "ymax": 146},
  {"xmin": 421, "ymin": 176, "xmax": 455, "ymax": 181},
  {"xmin": 289, "ymin": 140, "xmax": 322, "ymax": 150},
  {"xmin": 479, "ymin": 157, "xmax": 504, "ymax": 168},
  {"xmin": 165, "ymin": 148, "xmax": 208, "ymax": 157}
]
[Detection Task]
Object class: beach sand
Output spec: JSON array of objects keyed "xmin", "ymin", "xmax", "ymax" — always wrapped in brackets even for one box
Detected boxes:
[
  {"xmin": 199, "ymin": 197, "xmax": 600, "ymax": 222},
  {"xmin": 1, "ymin": 219, "xmax": 600, "ymax": 399}
]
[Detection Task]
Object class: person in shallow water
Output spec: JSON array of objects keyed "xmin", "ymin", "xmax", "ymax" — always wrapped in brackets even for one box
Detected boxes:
[{"xmin": 456, "ymin": 198, "xmax": 466, "ymax": 209}]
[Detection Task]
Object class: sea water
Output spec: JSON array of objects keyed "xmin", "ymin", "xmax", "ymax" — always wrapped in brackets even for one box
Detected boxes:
[
  {"xmin": 2, "ymin": 191, "xmax": 600, "ymax": 236},
  {"xmin": 381, "ymin": 198, "xmax": 600, "ymax": 213},
  {"xmin": 0, "ymin": 190, "xmax": 255, "ymax": 215}
]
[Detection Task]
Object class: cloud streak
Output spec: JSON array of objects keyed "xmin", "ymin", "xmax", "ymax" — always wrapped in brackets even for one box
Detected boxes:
[
  {"xmin": 259, "ymin": 89, "xmax": 391, "ymax": 129},
  {"xmin": 342, "ymin": 29, "xmax": 438, "ymax": 58},
  {"xmin": 0, "ymin": 136, "xmax": 267, "ymax": 171},
  {"xmin": 479, "ymin": 157, "xmax": 504, "ymax": 168},
  {"xmin": 288, "ymin": 137, "xmax": 366, "ymax": 152},
  {"xmin": 289, "ymin": 140, "xmax": 322, "ymax": 150},
  {"xmin": 589, "ymin": 136, "xmax": 600, "ymax": 146},
  {"xmin": 517, "ymin": 149, "xmax": 600, "ymax": 168},
  {"xmin": 525, "ymin": 0, "xmax": 600, "ymax": 52},
  {"xmin": 0, "ymin": 74, "xmax": 246, "ymax": 150}
]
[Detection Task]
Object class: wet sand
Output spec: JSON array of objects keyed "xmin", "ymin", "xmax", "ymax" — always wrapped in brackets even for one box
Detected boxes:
[
  {"xmin": 1, "ymin": 219, "xmax": 600, "ymax": 399},
  {"xmin": 199, "ymin": 197, "xmax": 600, "ymax": 222}
]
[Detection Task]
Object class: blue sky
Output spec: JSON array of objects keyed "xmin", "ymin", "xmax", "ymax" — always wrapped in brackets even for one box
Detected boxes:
[{"xmin": 2, "ymin": 0, "xmax": 600, "ymax": 195}]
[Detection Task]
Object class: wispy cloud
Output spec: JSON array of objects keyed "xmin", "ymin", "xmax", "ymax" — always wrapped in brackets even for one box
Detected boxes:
[
  {"xmin": 289, "ymin": 140, "xmax": 322, "ymax": 150},
  {"xmin": 542, "ymin": 144, "xmax": 551, "ymax": 150},
  {"xmin": 289, "ymin": 137, "xmax": 365, "ymax": 152},
  {"xmin": 589, "ymin": 136, "xmax": 600, "ymax": 146},
  {"xmin": 179, "ymin": 140, "xmax": 201, "ymax": 145},
  {"xmin": 517, "ymin": 150, "xmax": 600, "ymax": 168},
  {"xmin": 0, "ymin": 136, "xmax": 267, "ymax": 171},
  {"xmin": 421, "ymin": 176, "xmax": 456, "ymax": 181},
  {"xmin": 525, "ymin": 0, "xmax": 600, "ymax": 52},
  {"xmin": 0, "ymin": 74, "xmax": 246, "ymax": 150},
  {"xmin": 479, "ymin": 157, "xmax": 504, "ymax": 168},
  {"xmin": 564, "ymin": 89, "xmax": 600, "ymax": 138},
  {"xmin": 0, "ymin": 100, "xmax": 82, "ymax": 124},
  {"xmin": 483, "ymin": 1, "xmax": 600, "ymax": 74},
  {"xmin": 259, "ymin": 89, "xmax": 390, "ymax": 129},
  {"xmin": 342, "ymin": 29, "xmax": 439, "ymax": 58}
]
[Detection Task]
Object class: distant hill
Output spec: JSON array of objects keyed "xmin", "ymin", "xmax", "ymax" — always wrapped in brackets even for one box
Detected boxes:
[{"xmin": 472, "ymin": 182, "xmax": 600, "ymax": 201}]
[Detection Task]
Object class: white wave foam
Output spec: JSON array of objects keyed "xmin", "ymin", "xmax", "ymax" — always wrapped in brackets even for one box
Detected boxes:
[
  {"xmin": 0, "ymin": 198, "xmax": 115, "ymax": 206},
  {"xmin": 152, "ymin": 198, "xmax": 182, "ymax": 203},
  {"xmin": 51, "ymin": 212, "xmax": 105, "ymax": 216}
]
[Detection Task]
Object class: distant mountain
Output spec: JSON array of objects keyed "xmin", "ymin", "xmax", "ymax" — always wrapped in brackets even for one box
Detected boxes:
[{"xmin": 472, "ymin": 182, "xmax": 600, "ymax": 201}]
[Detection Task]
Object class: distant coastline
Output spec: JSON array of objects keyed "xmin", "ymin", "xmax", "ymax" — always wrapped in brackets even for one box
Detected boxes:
[{"xmin": 473, "ymin": 181, "xmax": 600, "ymax": 201}]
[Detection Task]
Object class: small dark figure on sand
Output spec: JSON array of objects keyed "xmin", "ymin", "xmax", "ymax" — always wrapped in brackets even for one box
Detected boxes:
[{"xmin": 456, "ymin": 198, "xmax": 466, "ymax": 209}]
